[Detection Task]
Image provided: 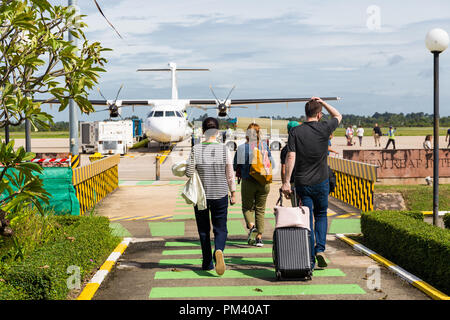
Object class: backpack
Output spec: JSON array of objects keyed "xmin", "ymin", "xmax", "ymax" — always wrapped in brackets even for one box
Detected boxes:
[{"xmin": 249, "ymin": 142, "xmax": 273, "ymax": 186}]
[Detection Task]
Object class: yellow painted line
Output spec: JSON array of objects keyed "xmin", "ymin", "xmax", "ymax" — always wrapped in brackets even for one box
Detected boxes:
[
  {"xmin": 422, "ymin": 211, "xmax": 432, "ymax": 215},
  {"xmin": 337, "ymin": 234, "xmax": 359, "ymax": 247},
  {"xmin": 126, "ymin": 215, "xmax": 156, "ymax": 221},
  {"xmin": 336, "ymin": 234, "xmax": 450, "ymax": 301},
  {"xmin": 327, "ymin": 212, "xmax": 337, "ymax": 217},
  {"xmin": 77, "ymin": 238, "xmax": 131, "ymax": 301},
  {"xmin": 146, "ymin": 215, "xmax": 172, "ymax": 221},
  {"xmin": 336, "ymin": 214, "xmax": 353, "ymax": 219},
  {"xmin": 369, "ymin": 253, "xmax": 396, "ymax": 268},
  {"xmin": 114, "ymin": 243, "xmax": 128, "ymax": 254},
  {"xmin": 100, "ymin": 260, "xmax": 115, "ymax": 272},
  {"xmin": 77, "ymin": 283, "xmax": 100, "ymax": 300},
  {"xmin": 158, "ymin": 143, "xmax": 176, "ymax": 164},
  {"xmin": 412, "ymin": 281, "xmax": 450, "ymax": 301},
  {"xmin": 109, "ymin": 216, "xmax": 134, "ymax": 222}
]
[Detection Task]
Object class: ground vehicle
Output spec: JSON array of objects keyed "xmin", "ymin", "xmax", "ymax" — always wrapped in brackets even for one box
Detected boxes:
[{"xmin": 80, "ymin": 120, "xmax": 135, "ymax": 155}]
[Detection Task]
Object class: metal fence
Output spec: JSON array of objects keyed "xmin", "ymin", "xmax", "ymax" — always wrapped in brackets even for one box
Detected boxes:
[
  {"xmin": 328, "ymin": 157, "xmax": 378, "ymax": 212},
  {"xmin": 72, "ymin": 154, "xmax": 120, "ymax": 215}
]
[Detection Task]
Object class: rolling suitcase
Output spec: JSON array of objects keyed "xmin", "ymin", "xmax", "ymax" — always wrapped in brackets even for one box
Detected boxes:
[{"xmin": 273, "ymin": 190, "xmax": 312, "ymax": 281}]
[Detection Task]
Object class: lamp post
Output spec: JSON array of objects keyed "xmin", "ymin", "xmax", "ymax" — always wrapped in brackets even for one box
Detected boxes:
[
  {"xmin": 425, "ymin": 28, "xmax": 449, "ymax": 226},
  {"xmin": 68, "ymin": 0, "xmax": 79, "ymax": 158}
]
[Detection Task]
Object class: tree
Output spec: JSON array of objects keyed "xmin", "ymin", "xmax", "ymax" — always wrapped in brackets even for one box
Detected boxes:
[
  {"xmin": 0, "ymin": 0, "xmax": 110, "ymax": 130},
  {"xmin": 0, "ymin": 0, "xmax": 109, "ymax": 231}
]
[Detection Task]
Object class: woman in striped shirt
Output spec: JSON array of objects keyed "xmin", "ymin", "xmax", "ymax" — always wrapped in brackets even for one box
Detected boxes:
[{"xmin": 185, "ymin": 117, "xmax": 236, "ymax": 276}]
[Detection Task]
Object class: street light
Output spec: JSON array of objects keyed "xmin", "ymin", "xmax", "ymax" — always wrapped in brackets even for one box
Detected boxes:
[{"xmin": 425, "ymin": 28, "xmax": 449, "ymax": 226}]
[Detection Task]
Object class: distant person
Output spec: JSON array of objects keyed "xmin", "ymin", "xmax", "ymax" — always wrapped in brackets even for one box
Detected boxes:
[
  {"xmin": 282, "ymin": 97, "xmax": 342, "ymax": 270},
  {"xmin": 328, "ymin": 134, "xmax": 339, "ymax": 156},
  {"xmin": 281, "ymin": 121, "xmax": 300, "ymax": 206},
  {"xmin": 373, "ymin": 123, "xmax": 382, "ymax": 147},
  {"xmin": 423, "ymin": 135, "xmax": 432, "ymax": 151},
  {"xmin": 356, "ymin": 125, "xmax": 364, "ymax": 147},
  {"xmin": 234, "ymin": 123, "xmax": 275, "ymax": 247},
  {"xmin": 185, "ymin": 117, "xmax": 237, "ymax": 276},
  {"xmin": 446, "ymin": 128, "xmax": 450, "ymax": 148},
  {"xmin": 384, "ymin": 126, "xmax": 396, "ymax": 150},
  {"xmin": 345, "ymin": 125, "xmax": 354, "ymax": 146}
]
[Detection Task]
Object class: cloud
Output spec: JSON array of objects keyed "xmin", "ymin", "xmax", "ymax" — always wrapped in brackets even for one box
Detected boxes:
[{"xmin": 388, "ymin": 55, "xmax": 405, "ymax": 66}]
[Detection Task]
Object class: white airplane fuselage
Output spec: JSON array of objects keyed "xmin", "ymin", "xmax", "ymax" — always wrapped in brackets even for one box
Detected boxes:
[{"xmin": 144, "ymin": 103, "xmax": 192, "ymax": 144}]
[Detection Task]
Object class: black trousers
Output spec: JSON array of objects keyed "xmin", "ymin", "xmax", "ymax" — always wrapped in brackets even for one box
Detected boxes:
[{"xmin": 385, "ymin": 139, "xmax": 396, "ymax": 149}]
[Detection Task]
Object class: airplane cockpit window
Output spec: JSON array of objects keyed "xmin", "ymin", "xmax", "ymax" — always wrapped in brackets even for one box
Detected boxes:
[
  {"xmin": 153, "ymin": 111, "xmax": 164, "ymax": 117},
  {"xmin": 176, "ymin": 111, "xmax": 183, "ymax": 117},
  {"xmin": 147, "ymin": 111, "xmax": 154, "ymax": 118},
  {"xmin": 165, "ymin": 111, "xmax": 176, "ymax": 117}
]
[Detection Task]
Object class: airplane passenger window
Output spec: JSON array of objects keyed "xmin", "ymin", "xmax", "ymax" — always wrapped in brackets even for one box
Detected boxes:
[
  {"xmin": 153, "ymin": 111, "xmax": 164, "ymax": 117},
  {"xmin": 165, "ymin": 111, "xmax": 176, "ymax": 117}
]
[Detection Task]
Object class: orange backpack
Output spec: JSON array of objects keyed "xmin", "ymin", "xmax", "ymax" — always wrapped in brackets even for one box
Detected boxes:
[{"xmin": 249, "ymin": 142, "xmax": 273, "ymax": 185}]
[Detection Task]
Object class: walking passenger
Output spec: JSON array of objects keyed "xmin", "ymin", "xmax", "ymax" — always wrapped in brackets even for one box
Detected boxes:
[
  {"xmin": 373, "ymin": 123, "xmax": 382, "ymax": 147},
  {"xmin": 384, "ymin": 126, "xmax": 396, "ymax": 150},
  {"xmin": 185, "ymin": 117, "xmax": 236, "ymax": 275},
  {"xmin": 281, "ymin": 97, "xmax": 342, "ymax": 269},
  {"xmin": 356, "ymin": 125, "xmax": 364, "ymax": 147},
  {"xmin": 423, "ymin": 135, "xmax": 432, "ymax": 151},
  {"xmin": 234, "ymin": 123, "xmax": 275, "ymax": 247}
]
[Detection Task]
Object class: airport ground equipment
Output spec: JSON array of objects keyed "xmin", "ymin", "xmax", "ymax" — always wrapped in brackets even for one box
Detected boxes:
[{"xmin": 80, "ymin": 120, "xmax": 135, "ymax": 155}]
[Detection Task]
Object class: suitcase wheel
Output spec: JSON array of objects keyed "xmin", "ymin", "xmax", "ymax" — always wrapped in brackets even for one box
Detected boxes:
[{"xmin": 276, "ymin": 271, "xmax": 282, "ymax": 281}]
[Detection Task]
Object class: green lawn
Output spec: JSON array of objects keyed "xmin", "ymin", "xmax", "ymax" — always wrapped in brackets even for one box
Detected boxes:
[
  {"xmin": 0, "ymin": 131, "xmax": 69, "ymax": 139},
  {"xmin": 374, "ymin": 184, "xmax": 450, "ymax": 211},
  {"xmin": 333, "ymin": 127, "xmax": 448, "ymax": 137}
]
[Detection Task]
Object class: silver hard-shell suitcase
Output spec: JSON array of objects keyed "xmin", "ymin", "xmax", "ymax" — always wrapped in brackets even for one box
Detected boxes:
[{"xmin": 272, "ymin": 190, "xmax": 312, "ymax": 281}]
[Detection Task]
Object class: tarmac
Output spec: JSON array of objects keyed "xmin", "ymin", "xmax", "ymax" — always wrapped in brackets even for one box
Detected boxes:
[
  {"xmin": 87, "ymin": 138, "xmax": 433, "ymax": 300},
  {"xmin": 12, "ymin": 136, "xmax": 439, "ymax": 300}
]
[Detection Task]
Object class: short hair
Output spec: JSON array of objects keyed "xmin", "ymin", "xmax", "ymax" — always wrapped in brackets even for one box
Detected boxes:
[
  {"xmin": 305, "ymin": 100, "xmax": 322, "ymax": 118},
  {"xmin": 202, "ymin": 117, "xmax": 219, "ymax": 133}
]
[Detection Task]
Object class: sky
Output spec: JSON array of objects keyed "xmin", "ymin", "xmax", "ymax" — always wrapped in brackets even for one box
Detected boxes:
[{"xmin": 45, "ymin": 0, "xmax": 450, "ymax": 122}]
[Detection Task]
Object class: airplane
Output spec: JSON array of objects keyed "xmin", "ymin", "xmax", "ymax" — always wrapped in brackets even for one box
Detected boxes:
[{"xmin": 38, "ymin": 62, "xmax": 341, "ymax": 150}]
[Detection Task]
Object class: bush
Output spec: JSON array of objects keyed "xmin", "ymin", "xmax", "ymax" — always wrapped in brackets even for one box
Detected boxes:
[
  {"xmin": 444, "ymin": 213, "xmax": 450, "ymax": 229},
  {"xmin": 361, "ymin": 211, "xmax": 450, "ymax": 295},
  {"xmin": 0, "ymin": 215, "xmax": 121, "ymax": 300}
]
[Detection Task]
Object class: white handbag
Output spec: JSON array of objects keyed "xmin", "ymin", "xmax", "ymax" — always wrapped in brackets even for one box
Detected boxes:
[
  {"xmin": 182, "ymin": 171, "xmax": 207, "ymax": 211},
  {"xmin": 273, "ymin": 189, "xmax": 310, "ymax": 231}
]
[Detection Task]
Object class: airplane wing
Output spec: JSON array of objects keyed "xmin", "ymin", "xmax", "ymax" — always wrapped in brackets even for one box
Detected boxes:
[{"xmin": 188, "ymin": 97, "xmax": 341, "ymax": 107}]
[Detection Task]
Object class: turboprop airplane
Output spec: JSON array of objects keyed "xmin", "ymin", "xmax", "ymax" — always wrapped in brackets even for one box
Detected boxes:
[{"xmin": 38, "ymin": 62, "xmax": 341, "ymax": 149}]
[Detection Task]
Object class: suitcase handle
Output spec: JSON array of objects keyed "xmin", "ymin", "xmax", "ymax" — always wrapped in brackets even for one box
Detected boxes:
[{"xmin": 277, "ymin": 188, "xmax": 305, "ymax": 210}]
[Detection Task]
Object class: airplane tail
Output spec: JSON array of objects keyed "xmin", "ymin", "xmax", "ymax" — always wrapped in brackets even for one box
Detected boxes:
[{"xmin": 137, "ymin": 62, "xmax": 209, "ymax": 100}]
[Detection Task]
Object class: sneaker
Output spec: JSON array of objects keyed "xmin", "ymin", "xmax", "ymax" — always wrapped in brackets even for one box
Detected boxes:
[
  {"xmin": 247, "ymin": 226, "xmax": 257, "ymax": 245},
  {"xmin": 315, "ymin": 252, "xmax": 328, "ymax": 268},
  {"xmin": 255, "ymin": 238, "xmax": 264, "ymax": 247},
  {"xmin": 214, "ymin": 250, "xmax": 226, "ymax": 276}
]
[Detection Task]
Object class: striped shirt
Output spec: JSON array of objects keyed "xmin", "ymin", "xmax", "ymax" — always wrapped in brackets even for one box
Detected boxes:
[{"xmin": 186, "ymin": 142, "xmax": 236, "ymax": 200}]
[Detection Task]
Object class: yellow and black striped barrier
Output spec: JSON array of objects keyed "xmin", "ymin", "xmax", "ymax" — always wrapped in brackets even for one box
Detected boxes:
[
  {"xmin": 71, "ymin": 154, "xmax": 80, "ymax": 169},
  {"xmin": 328, "ymin": 157, "xmax": 378, "ymax": 212},
  {"xmin": 72, "ymin": 154, "xmax": 120, "ymax": 215}
]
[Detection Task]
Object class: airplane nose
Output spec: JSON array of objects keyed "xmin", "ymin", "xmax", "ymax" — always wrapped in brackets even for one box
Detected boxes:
[{"xmin": 146, "ymin": 118, "xmax": 185, "ymax": 143}]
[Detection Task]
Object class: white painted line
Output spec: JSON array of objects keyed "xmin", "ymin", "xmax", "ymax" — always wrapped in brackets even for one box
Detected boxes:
[
  {"xmin": 106, "ymin": 252, "xmax": 122, "ymax": 262},
  {"xmin": 90, "ymin": 270, "xmax": 109, "ymax": 284}
]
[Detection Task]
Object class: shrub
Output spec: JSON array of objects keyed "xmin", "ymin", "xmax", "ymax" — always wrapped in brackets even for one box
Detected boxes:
[
  {"xmin": 444, "ymin": 213, "xmax": 450, "ymax": 229},
  {"xmin": 1, "ymin": 216, "xmax": 121, "ymax": 300},
  {"xmin": 361, "ymin": 211, "xmax": 450, "ymax": 295}
]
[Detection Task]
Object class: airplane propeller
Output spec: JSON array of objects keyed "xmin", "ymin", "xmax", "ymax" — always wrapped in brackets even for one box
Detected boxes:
[
  {"xmin": 95, "ymin": 84, "xmax": 124, "ymax": 118},
  {"xmin": 209, "ymin": 85, "xmax": 247, "ymax": 117}
]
